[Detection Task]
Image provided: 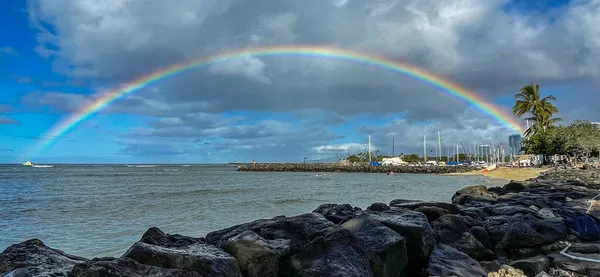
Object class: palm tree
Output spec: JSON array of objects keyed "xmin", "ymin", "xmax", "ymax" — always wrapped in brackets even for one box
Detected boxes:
[{"xmin": 512, "ymin": 83, "xmax": 561, "ymax": 137}]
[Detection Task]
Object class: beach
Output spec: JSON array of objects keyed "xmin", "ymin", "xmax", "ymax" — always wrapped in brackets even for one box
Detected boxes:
[{"xmin": 446, "ymin": 166, "xmax": 549, "ymax": 181}]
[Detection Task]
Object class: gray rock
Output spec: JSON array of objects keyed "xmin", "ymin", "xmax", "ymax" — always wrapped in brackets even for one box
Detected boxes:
[
  {"xmin": 69, "ymin": 257, "xmax": 201, "ymax": 277},
  {"xmin": 496, "ymin": 214, "xmax": 568, "ymax": 251},
  {"xmin": 221, "ymin": 230, "xmax": 288, "ymax": 277},
  {"xmin": 504, "ymin": 181, "xmax": 528, "ymax": 192},
  {"xmin": 327, "ymin": 214, "xmax": 408, "ymax": 277},
  {"xmin": 432, "ymin": 215, "xmax": 494, "ymax": 261},
  {"xmin": 123, "ymin": 227, "xmax": 242, "ymax": 277},
  {"xmin": 452, "ymin": 185, "xmax": 499, "ymax": 205},
  {"xmin": 206, "ymin": 213, "xmax": 334, "ymax": 251},
  {"xmin": 480, "ymin": 260, "xmax": 503, "ymax": 273},
  {"xmin": 288, "ymin": 230, "xmax": 374, "ymax": 277},
  {"xmin": 509, "ymin": 255, "xmax": 549, "ymax": 276},
  {"xmin": 313, "ymin": 203, "xmax": 363, "ymax": 224},
  {"xmin": 366, "ymin": 203, "xmax": 390, "ymax": 212},
  {"xmin": 366, "ymin": 209, "xmax": 435, "ymax": 260},
  {"xmin": 426, "ymin": 244, "xmax": 487, "ymax": 277},
  {"xmin": 0, "ymin": 239, "xmax": 88, "ymax": 277}
]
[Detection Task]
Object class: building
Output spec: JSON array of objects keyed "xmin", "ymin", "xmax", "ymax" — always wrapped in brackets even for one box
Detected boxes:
[
  {"xmin": 509, "ymin": 135, "xmax": 524, "ymax": 156},
  {"xmin": 591, "ymin": 122, "xmax": 600, "ymax": 126},
  {"xmin": 381, "ymin": 157, "xmax": 408, "ymax": 166}
]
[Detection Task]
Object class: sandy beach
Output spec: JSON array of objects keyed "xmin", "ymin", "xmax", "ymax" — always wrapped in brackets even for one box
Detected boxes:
[{"xmin": 446, "ymin": 166, "xmax": 549, "ymax": 181}]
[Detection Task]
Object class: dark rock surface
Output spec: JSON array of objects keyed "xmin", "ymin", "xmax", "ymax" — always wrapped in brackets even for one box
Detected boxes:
[
  {"xmin": 123, "ymin": 228, "xmax": 242, "ymax": 277},
  {"xmin": 4, "ymin": 167, "xmax": 600, "ymax": 277},
  {"xmin": 0, "ymin": 239, "xmax": 88, "ymax": 277}
]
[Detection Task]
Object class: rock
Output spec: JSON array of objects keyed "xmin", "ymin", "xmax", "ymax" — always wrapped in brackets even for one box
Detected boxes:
[
  {"xmin": 389, "ymin": 200, "xmax": 461, "ymax": 214},
  {"xmin": 557, "ymin": 209, "xmax": 600, "ymax": 241},
  {"xmin": 324, "ymin": 214, "xmax": 408, "ymax": 277},
  {"xmin": 504, "ymin": 181, "xmax": 528, "ymax": 192},
  {"xmin": 366, "ymin": 202, "xmax": 390, "ymax": 212},
  {"xmin": 488, "ymin": 265, "xmax": 527, "ymax": 277},
  {"xmin": 432, "ymin": 215, "xmax": 494, "ymax": 261},
  {"xmin": 534, "ymin": 272, "xmax": 552, "ymax": 277},
  {"xmin": 288, "ymin": 230, "xmax": 374, "ymax": 277},
  {"xmin": 509, "ymin": 255, "xmax": 549, "ymax": 276},
  {"xmin": 547, "ymin": 242, "xmax": 600, "ymax": 277},
  {"xmin": 496, "ymin": 214, "xmax": 567, "ymax": 252},
  {"xmin": 69, "ymin": 257, "xmax": 201, "ymax": 277},
  {"xmin": 470, "ymin": 226, "xmax": 494, "ymax": 250},
  {"xmin": 123, "ymin": 227, "xmax": 242, "ymax": 277},
  {"xmin": 313, "ymin": 204, "xmax": 362, "ymax": 224},
  {"xmin": 539, "ymin": 208, "xmax": 556, "ymax": 218},
  {"xmin": 414, "ymin": 206, "xmax": 447, "ymax": 222},
  {"xmin": 426, "ymin": 244, "xmax": 487, "ymax": 277},
  {"xmin": 452, "ymin": 185, "xmax": 499, "ymax": 205},
  {"xmin": 365, "ymin": 209, "xmax": 435, "ymax": 260},
  {"xmin": 0, "ymin": 239, "xmax": 88, "ymax": 277},
  {"xmin": 221, "ymin": 230, "xmax": 288, "ymax": 277},
  {"xmin": 480, "ymin": 260, "xmax": 503, "ymax": 273},
  {"xmin": 206, "ymin": 213, "xmax": 334, "ymax": 251}
]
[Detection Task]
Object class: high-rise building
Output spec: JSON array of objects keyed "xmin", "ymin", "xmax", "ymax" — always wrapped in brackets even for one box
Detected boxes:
[{"xmin": 509, "ymin": 134, "xmax": 523, "ymax": 156}]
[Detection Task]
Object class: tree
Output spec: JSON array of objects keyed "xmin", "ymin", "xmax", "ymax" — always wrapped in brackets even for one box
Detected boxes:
[{"xmin": 512, "ymin": 83, "xmax": 561, "ymax": 137}]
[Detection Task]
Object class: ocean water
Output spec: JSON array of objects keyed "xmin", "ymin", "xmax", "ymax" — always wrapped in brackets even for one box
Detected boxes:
[{"xmin": 0, "ymin": 164, "xmax": 489, "ymax": 258}]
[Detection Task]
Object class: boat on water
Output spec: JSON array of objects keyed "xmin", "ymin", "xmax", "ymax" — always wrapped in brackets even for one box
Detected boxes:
[{"xmin": 22, "ymin": 161, "xmax": 54, "ymax": 168}]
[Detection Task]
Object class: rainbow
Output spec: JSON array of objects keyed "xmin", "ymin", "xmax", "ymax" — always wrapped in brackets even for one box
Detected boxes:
[{"xmin": 28, "ymin": 45, "xmax": 524, "ymax": 157}]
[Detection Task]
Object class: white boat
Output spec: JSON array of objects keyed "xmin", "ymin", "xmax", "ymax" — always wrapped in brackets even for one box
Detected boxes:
[{"xmin": 22, "ymin": 161, "xmax": 33, "ymax": 167}]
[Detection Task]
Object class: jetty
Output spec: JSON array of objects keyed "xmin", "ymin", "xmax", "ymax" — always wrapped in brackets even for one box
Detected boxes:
[{"xmin": 237, "ymin": 162, "xmax": 479, "ymax": 174}]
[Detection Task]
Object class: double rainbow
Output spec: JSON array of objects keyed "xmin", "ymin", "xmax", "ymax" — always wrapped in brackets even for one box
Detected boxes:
[{"xmin": 28, "ymin": 45, "xmax": 524, "ymax": 157}]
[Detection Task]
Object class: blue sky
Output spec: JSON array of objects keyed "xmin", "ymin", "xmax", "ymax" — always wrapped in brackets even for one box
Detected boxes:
[{"xmin": 1, "ymin": 0, "xmax": 599, "ymax": 163}]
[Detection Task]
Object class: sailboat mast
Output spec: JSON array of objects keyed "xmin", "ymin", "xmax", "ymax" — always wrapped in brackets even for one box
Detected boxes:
[
  {"xmin": 368, "ymin": 135, "xmax": 371, "ymax": 163},
  {"xmin": 438, "ymin": 131, "xmax": 441, "ymax": 161},
  {"xmin": 424, "ymin": 135, "xmax": 427, "ymax": 162},
  {"xmin": 392, "ymin": 137, "xmax": 395, "ymax": 156},
  {"xmin": 456, "ymin": 144, "xmax": 459, "ymax": 163}
]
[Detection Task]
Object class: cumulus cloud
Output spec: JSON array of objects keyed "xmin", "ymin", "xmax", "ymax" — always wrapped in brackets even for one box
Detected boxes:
[{"xmin": 20, "ymin": 0, "xmax": 600, "ymax": 159}]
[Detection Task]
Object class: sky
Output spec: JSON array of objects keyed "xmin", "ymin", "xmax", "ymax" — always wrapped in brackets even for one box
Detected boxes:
[{"xmin": 1, "ymin": 0, "xmax": 599, "ymax": 164}]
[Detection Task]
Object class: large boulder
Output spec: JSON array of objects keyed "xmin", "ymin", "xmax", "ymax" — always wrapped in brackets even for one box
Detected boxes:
[
  {"xmin": 312, "ymin": 204, "xmax": 362, "ymax": 224},
  {"xmin": 221, "ymin": 230, "xmax": 289, "ymax": 277},
  {"xmin": 206, "ymin": 213, "xmax": 334, "ymax": 252},
  {"xmin": 548, "ymin": 243, "xmax": 600, "ymax": 277},
  {"xmin": 426, "ymin": 244, "xmax": 487, "ymax": 277},
  {"xmin": 452, "ymin": 185, "xmax": 499, "ymax": 205},
  {"xmin": 69, "ymin": 257, "xmax": 201, "ymax": 277},
  {"xmin": 365, "ymin": 209, "xmax": 435, "ymax": 260},
  {"xmin": 123, "ymin": 227, "xmax": 242, "ymax": 277},
  {"xmin": 288, "ymin": 230, "xmax": 374, "ymax": 277},
  {"xmin": 432, "ymin": 215, "xmax": 494, "ymax": 261},
  {"xmin": 0, "ymin": 239, "xmax": 88, "ymax": 277},
  {"xmin": 495, "ymin": 214, "xmax": 567, "ymax": 252},
  {"xmin": 509, "ymin": 255, "xmax": 549, "ymax": 277},
  {"xmin": 321, "ymin": 214, "xmax": 408, "ymax": 277}
]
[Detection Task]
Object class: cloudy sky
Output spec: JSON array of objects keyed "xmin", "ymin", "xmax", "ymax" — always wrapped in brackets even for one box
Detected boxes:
[{"xmin": 1, "ymin": 0, "xmax": 599, "ymax": 163}]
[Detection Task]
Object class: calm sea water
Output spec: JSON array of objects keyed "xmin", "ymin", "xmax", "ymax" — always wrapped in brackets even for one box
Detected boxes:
[{"xmin": 0, "ymin": 164, "xmax": 490, "ymax": 258}]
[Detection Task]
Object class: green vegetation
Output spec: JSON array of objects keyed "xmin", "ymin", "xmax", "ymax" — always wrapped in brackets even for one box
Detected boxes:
[{"xmin": 513, "ymin": 83, "xmax": 600, "ymax": 163}]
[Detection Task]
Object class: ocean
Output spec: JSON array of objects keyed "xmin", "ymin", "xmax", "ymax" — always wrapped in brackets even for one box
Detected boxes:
[{"xmin": 0, "ymin": 164, "xmax": 488, "ymax": 258}]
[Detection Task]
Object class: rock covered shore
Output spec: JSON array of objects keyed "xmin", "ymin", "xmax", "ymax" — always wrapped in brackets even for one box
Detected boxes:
[
  {"xmin": 237, "ymin": 163, "xmax": 478, "ymax": 174},
  {"xmin": 3, "ymin": 168, "xmax": 600, "ymax": 276}
]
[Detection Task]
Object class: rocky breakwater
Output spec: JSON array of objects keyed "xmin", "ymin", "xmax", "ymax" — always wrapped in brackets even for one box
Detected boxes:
[
  {"xmin": 4, "ymin": 168, "xmax": 600, "ymax": 276},
  {"xmin": 237, "ymin": 163, "xmax": 478, "ymax": 174}
]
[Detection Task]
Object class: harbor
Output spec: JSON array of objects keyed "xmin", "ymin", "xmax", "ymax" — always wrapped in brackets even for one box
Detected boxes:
[{"xmin": 236, "ymin": 162, "xmax": 479, "ymax": 173}]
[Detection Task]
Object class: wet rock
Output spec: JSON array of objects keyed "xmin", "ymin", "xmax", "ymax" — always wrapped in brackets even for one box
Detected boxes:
[
  {"xmin": 504, "ymin": 181, "xmax": 528, "ymax": 192},
  {"xmin": 480, "ymin": 260, "xmax": 503, "ymax": 273},
  {"xmin": 0, "ymin": 239, "xmax": 88, "ymax": 277},
  {"xmin": 426, "ymin": 244, "xmax": 487, "ymax": 277},
  {"xmin": 414, "ymin": 206, "xmax": 446, "ymax": 222},
  {"xmin": 495, "ymin": 214, "xmax": 567, "ymax": 252},
  {"xmin": 221, "ymin": 230, "xmax": 288, "ymax": 277},
  {"xmin": 366, "ymin": 203, "xmax": 390, "ymax": 212},
  {"xmin": 69, "ymin": 257, "xmax": 201, "ymax": 277},
  {"xmin": 288, "ymin": 230, "xmax": 373, "ymax": 277},
  {"xmin": 366, "ymin": 209, "xmax": 435, "ymax": 260},
  {"xmin": 206, "ymin": 213, "xmax": 334, "ymax": 251},
  {"xmin": 488, "ymin": 265, "xmax": 527, "ymax": 277},
  {"xmin": 389, "ymin": 200, "xmax": 460, "ymax": 214},
  {"xmin": 432, "ymin": 215, "xmax": 494, "ymax": 261},
  {"xmin": 452, "ymin": 185, "xmax": 499, "ymax": 205},
  {"xmin": 323, "ymin": 214, "xmax": 408, "ymax": 277},
  {"xmin": 123, "ymin": 227, "xmax": 242, "ymax": 277},
  {"xmin": 312, "ymin": 204, "xmax": 362, "ymax": 224},
  {"xmin": 509, "ymin": 255, "xmax": 549, "ymax": 276}
]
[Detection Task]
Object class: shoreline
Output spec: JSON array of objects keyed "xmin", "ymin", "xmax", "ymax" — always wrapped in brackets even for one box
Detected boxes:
[
  {"xmin": 2, "ymin": 167, "xmax": 600, "ymax": 276},
  {"xmin": 444, "ymin": 166, "xmax": 550, "ymax": 181}
]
